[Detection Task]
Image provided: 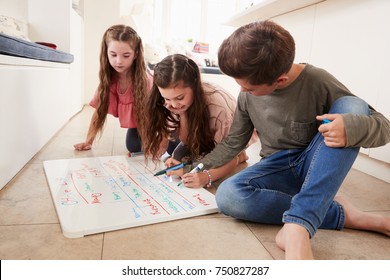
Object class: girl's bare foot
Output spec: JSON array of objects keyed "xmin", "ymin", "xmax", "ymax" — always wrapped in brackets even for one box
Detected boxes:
[{"xmin": 335, "ymin": 195, "xmax": 390, "ymax": 236}]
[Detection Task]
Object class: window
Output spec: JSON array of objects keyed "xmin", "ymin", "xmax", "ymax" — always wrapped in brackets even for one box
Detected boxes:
[{"xmin": 152, "ymin": 0, "xmax": 238, "ymax": 55}]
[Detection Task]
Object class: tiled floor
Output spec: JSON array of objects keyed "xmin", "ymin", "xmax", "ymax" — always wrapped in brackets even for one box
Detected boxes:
[{"xmin": 1, "ymin": 105, "xmax": 390, "ymax": 260}]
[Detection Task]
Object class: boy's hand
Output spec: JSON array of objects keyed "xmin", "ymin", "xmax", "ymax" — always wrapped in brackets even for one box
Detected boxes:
[{"xmin": 317, "ymin": 114, "xmax": 347, "ymax": 147}]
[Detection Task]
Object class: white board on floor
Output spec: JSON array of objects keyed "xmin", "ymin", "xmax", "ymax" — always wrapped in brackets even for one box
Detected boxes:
[{"xmin": 43, "ymin": 155, "xmax": 219, "ymax": 238}]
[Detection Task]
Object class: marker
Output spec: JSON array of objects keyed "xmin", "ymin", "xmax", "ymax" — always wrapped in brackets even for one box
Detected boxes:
[
  {"xmin": 322, "ymin": 118, "xmax": 331, "ymax": 124},
  {"xmin": 177, "ymin": 163, "xmax": 204, "ymax": 186},
  {"xmin": 154, "ymin": 162, "xmax": 185, "ymax": 176},
  {"xmin": 128, "ymin": 151, "xmax": 143, "ymax": 157}
]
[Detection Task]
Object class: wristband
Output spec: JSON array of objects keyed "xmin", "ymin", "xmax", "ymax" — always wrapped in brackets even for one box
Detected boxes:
[{"xmin": 203, "ymin": 169, "xmax": 212, "ymax": 188}]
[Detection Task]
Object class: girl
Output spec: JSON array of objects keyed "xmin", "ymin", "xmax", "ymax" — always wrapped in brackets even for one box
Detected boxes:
[
  {"xmin": 74, "ymin": 25, "xmax": 151, "ymax": 153},
  {"xmin": 142, "ymin": 54, "xmax": 255, "ymax": 188}
]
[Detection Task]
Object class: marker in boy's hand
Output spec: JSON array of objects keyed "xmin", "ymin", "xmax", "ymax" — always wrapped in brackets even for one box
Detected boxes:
[
  {"xmin": 316, "ymin": 115, "xmax": 333, "ymax": 124},
  {"xmin": 317, "ymin": 114, "xmax": 347, "ymax": 147}
]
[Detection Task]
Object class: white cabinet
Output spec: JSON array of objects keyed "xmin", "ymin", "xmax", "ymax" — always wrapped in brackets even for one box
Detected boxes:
[
  {"xmin": 224, "ymin": 0, "xmax": 325, "ymax": 27},
  {"xmin": 0, "ymin": 0, "xmax": 83, "ymax": 190},
  {"xmin": 224, "ymin": 0, "xmax": 390, "ymax": 182}
]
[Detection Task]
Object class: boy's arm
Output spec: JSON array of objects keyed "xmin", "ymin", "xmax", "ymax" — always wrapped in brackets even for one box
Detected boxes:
[
  {"xmin": 200, "ymin": 94, "xmax": 254, "ymax": 170},
  {"xmin": 344, "ymin": 109, "xmax": 390, "ymax": 148}
]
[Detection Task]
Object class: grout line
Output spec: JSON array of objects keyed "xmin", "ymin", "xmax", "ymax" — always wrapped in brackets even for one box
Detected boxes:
[
  {"xmin": 101, "ymin": 233, "xmax": 105, "ymax": 260},
  {"xmin": 244, "ymin": 222, "xmax": 277, "ymax": 260}
]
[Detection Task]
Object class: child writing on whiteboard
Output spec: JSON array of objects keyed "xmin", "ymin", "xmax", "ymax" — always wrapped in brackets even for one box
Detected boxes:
[
  {"xmin": 74, "ymin": 24, "xmax": 152, "ymax": 154},
  {"xmin": 141, "ymin": 54, "xmax": 256, "ymax": 188},
  {"xmin": 185, "ymin": 20, "xmax": 390, "ymax": 259}
]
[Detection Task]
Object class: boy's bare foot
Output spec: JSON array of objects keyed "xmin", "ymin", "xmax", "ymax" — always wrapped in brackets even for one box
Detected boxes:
[
  {"xmin": 275, "ymin": 223, "xmax": 314, "ymax": 260},
  {"xmin": 335, "ymin": 195, "xmax": 390, "ymax": 236}
]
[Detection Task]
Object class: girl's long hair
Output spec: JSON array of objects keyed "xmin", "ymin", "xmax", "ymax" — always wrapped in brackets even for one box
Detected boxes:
[
  {"xmin": 93, "ymin": 24, "xmax": 149, "ymax": 138},
  {"xmin": 142, "ymin": 54, "xmax": 215, "ymax": 161}
]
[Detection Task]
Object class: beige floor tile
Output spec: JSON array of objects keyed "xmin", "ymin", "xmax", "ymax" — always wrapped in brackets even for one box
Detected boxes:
[
  {"xmin": 102, "ymin": 217, "xmax": 273, "ymax": 260},
  {"xmin": 245, "ymin": 223, "xmax": 285, "ymax": 260},
  {"xmin": 33, "ymin": 138, "xmax": 110, "ymax": 163},
  {"xmin": 312, "ymin": 224, "xmax": 390, "ymax": 260},
  {"xmin": 0, "ymin": 224, "xmax": 103, "ymax": 260},
  {"xmin": 0, "ymin": 163, "xmax": 58, "ymax": 225},
  {"xmin": 339, "ymin": 170, "xmax": 390, "ymax": 211}
]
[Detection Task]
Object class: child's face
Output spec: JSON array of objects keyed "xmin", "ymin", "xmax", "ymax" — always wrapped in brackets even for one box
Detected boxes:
[
  {"xmin": 107, "ymin": 40, "xmax": 136, "ymax": 74},
  {"xmin": 235, "ymin": 78, "xmax": 278, "ymax": 96},
  {"xmin": 158, "ymin": 85, "xmax": 194, "ymax": 115}
]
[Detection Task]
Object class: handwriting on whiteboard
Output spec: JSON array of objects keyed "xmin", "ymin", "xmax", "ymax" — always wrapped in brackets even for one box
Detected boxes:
[{"xmin": 52, "ymin": 157, "xmax": 213, "ymax": 219}]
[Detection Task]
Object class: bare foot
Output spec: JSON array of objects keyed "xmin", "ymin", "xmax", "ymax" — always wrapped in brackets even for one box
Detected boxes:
[
  {"xmin": 275, "ymin": 223, "xmax": 314, "ymax": 260},
  {"xmin": 335, "ymin": 195, "xmax": 390, "ymax": 236},
  {"xmin": 237, "ymin": 150, "xmax": 249, "ymax": 163}
]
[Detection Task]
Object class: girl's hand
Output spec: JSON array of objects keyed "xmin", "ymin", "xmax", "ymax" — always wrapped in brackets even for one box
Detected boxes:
[
  {"xmin": 316, "ymin": 114, "xmax": 347, "ymax": 147},
  {"xmin": 181, "ymin": 172, "xmax": 209, "ymax": 188},
  {"xmin": 165, "ymin": 158, "xmax": 184, "ymax": 177},
  {"xmin": 74, "ymin": 142, "xmax": 92, "ymax": 151}
]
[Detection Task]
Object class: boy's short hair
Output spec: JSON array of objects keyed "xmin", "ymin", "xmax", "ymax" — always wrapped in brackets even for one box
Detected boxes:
[{"xmin": 218, "ymin": 20, "xmax": 295, "ymax": 85}]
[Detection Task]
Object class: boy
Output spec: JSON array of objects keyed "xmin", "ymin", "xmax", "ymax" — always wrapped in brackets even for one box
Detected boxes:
[{"xmin": 196, "ymin": 20, "xmax": 390, "ymax": 259}]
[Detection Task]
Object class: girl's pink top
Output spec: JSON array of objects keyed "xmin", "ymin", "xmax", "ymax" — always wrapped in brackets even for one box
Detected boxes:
[
  {"xmin": 204, "ymin": 84, "xmax": 258, "ymax": 146},
  {"xmin": 89, "ymin": 74, "xmax": 152, "ymax": 128}
]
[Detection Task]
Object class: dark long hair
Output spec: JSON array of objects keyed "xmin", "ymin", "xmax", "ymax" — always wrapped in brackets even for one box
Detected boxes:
[{"xmin": 142, "ymin": 54, "xmax": 215, "ymax": 161}]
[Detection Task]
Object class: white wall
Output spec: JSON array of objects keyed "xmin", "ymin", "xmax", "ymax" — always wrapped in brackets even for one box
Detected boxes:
[
  {"xmin": 0, "ymin": 0, "xmax": 28, "ymax": 21},
  {"xmin": 83, "ymin": 0, "xmax": 124, "ymax": 103},
  {"xmin": 27, "ymin": 0, "xmax": 71, "ymax": 52}
]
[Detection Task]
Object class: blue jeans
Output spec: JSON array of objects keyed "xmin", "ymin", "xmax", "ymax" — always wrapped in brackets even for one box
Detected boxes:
[{"xmin": 215, "ymin": 96, "xmax": 370, "ymax": 237}]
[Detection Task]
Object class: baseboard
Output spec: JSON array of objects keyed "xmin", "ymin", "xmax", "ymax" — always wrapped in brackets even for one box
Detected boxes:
[{"xmin": 352, "ymin": 153, "xmax": 390, "ymax": 183}]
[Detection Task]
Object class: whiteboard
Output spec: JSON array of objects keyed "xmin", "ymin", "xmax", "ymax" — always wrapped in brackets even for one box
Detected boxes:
[{"xmin": 43, "ymin": 155, "xmax": 219, "ymax": 238}]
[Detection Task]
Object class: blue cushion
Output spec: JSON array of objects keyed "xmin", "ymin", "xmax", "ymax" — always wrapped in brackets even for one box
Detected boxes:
[{"xmin": 0, "ymin": 33, "xmax": 73, "ymax": 64}]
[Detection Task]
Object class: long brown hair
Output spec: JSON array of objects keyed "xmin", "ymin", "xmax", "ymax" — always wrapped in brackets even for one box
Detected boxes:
[
  {"xmin": 218, "ymin": 20, "xmax": 295, "ymax": 85},
  {"xmin": 92, "ymin": 24, "xmax": 149, "ymax": 138},
  {"xmin": 142, "ymin": 54, "xmax": 215, "ymax": 161}
]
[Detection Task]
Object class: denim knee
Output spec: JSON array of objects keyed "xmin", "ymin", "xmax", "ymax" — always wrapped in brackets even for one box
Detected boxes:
[
  {"xmin": 330, "ymin": 96, "xmax": 369, "ymax": 116},
  {"xmin": 215, "ymin": 179, "xmax": 243, "ymax": 217},
  {"xmin": 215, "ymin": 181, "xmax": 233, "ymax": 215}
]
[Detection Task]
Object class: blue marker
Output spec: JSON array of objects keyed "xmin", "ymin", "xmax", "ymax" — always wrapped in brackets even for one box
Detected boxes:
[
  {"xmin": 322, "ymin": 118, "xmax": 331, "ymax": 124},
  {"xmin": 154, "ymin": 162, "xmax": 185, "ymax": 176},
  {"xmin": 177, "ymin": 163, "xmax": 204, "ymax": 186}
]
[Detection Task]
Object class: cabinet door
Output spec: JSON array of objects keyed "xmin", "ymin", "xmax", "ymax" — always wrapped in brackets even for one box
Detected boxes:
[{"xmin": 368, "ymin": 77, "xmax": 390, "ymax": 164}]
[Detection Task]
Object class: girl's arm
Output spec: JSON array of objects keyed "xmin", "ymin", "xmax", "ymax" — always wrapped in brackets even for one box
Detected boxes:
[{"xmin": 74, "ymin": 110, "xmax": 99, "ymax": 151}]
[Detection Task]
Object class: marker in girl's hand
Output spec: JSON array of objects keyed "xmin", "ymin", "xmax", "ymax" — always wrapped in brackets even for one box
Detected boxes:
[
  {"xmin": 177, "ymin": 163, "xmax": 204, "ymax": 186},
  {"xmin": 322, "ymin": 118, "xmax": 331, "ymax": 124},
  {"xmin": 154, "ymin": 162, "xmax": 185, "ymax": 176}
]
